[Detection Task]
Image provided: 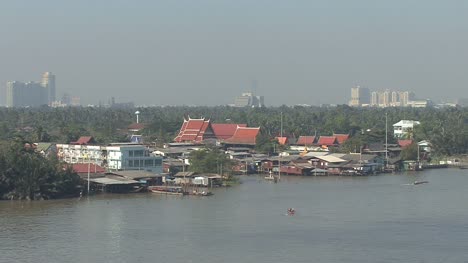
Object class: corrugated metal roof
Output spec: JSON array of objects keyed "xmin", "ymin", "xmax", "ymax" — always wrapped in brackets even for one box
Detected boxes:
[
  {"xmin": 108, "ymin": 170, "xmax": 161, "ymax": 179},
  {"xmin": 88, "ymin": 177, "xmax": 139, "ymax": 185},
  {"xmin": 303, "ymin": 151, "xmax": 329, "ymax": 157},
  {"xmin": 316, "ymin": 155, "xmax": 346, "ymax": 163}
]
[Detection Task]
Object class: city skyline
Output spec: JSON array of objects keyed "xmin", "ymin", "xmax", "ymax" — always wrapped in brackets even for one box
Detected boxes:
[{"xmin": 1, "ymin": 1, "xmax": 467, "ymax": 106}]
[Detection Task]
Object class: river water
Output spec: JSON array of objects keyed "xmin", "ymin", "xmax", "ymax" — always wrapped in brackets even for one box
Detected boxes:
[{"xmin": 1, "ymin": 168, "xmax": 468, "ymax": 263}]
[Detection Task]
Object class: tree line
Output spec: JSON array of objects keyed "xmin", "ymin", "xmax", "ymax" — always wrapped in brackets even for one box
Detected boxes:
[{"xmin": 0, "ymin": 105, "xmax": 466, "ymax": 156}]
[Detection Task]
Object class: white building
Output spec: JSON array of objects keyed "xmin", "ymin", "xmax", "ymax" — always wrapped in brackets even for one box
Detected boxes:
[
  {"xmin": 57, "ymin": 144, "xmax": 163, "ymax": 174},
  {"xmin": 106, "ymin": 145, "xmax": 163, "ymax": 173},
  {"xmin": 57, "ymin": 144, "xmax": 104, "ymax": 165},
  {"xmin": 393, "ymin": 120, "xmax": 420, "ymax": 139}
]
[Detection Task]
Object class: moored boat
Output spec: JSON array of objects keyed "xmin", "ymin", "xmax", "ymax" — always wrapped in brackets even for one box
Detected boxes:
[
  {"xmin": 189, "ymin": 190, "xmax": 213, "ymax": 196},
  {"xmin": 148, "ymin": 186, "xmax": 188, "ymax": 195}
]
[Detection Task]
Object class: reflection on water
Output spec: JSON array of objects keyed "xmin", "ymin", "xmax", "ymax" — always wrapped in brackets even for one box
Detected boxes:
[{"xmin": 1, "ymin": 169, "xmax": 468, "ymax": 263}]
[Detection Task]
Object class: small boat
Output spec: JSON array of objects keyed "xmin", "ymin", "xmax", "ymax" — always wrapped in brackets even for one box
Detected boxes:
[
  {"xmin": 190, "ymin": 190, "xmax": 213, "ymax": 196},
  {"xmin": 265, "ymin": 171, "xmax": 275, "ymax": 180},
  {"xmin": 287, "ymin": 208, "xmax": 296, "ymax": 216},
  {"xmin": 148, "ymin": 186, "xmax": 188, "ymax": 195},
  {"xmin": 264, "ymin": 175, "xmax": 275, "ymax": 180},
  {"xmin": 413, "ymin": 180, "xmax": 428, "ymax": 185}
]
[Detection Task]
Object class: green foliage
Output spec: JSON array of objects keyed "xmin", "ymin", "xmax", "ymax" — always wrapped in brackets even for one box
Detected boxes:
[
  {"xmin": 188, "ymin": 148, "xmax": 232, "ymax": 175},
  {"xmin": 255, "ymin": 133, "xmax": 280, "ymax": 154},
  {"xmin": 0, "ymin": 139, "xmax": 81, "ymax": 200},
  {"xmin": 400, "ymin": 143, "xmax": 418, "ymax": 161},
  {"xmin": 0, "ymin": 106, "xmax": 466, "ymax": 157}
]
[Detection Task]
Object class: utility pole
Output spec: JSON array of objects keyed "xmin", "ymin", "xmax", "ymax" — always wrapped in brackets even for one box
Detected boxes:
[
  {"xmin": 279, "ymin": 111, "xmax": 283, "ymax": 181},
  {"xmin": 385, "ymin": 112, "xmax": 388, "ymax": 169}
]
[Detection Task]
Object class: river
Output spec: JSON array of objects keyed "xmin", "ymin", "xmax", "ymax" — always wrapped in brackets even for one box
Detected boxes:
[{"xmin": 1, "ymin": 168, "xmax": 468, "ymax": 263}]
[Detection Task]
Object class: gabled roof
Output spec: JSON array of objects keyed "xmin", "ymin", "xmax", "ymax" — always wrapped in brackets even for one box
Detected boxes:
[
  {"xmin": 276, "ymin": 136, "xmax": 288, "ymax": 145},
  {"xmin": 398, "ymin": 139, "xmax": 413, "ymax": 148},
  {"xmin": 316, "ymin": 155, "xmax": 347, "ymax": 163},
  {"xmin": 296, "ymin": 136, "xmax": 316, "ymax": 146},
  {"xmin": 224, "ymin": 126, "xmax": 260, "ymax": 145},
  {"xmin": 317, "ymin": 136, "xmax": 338, "ymax": 146},
  {"xmin": 303, "ymin": 151, "xmax": 330, "ymax": 158},
  {"xmin": 71, "ymin": 163, "xmax": 106, "ymax": 174},
  {"xmin": 174, "ymin": 117, "xmax": 215, "ymax": 143},
  {"xmin": 393, "ymin": 120, "xmax": 420, "ymax": 127},
  {"xmin": 211, "ymin": 123, "xmax": 247, "ymax": 140},
  {"xmin": 35, "ymin": 143, "xmax": 53, "ymax": 152},
  {"xmin": 128, "ymin": 123, "xmax": 146, "ymax": 131},
  {"xmin": 334, "ymin": 134, "xmax": 350, "ymax": 144},
  {"xmin": 71, "ymin": 136, "xmax": 95, "ymax": 145}
]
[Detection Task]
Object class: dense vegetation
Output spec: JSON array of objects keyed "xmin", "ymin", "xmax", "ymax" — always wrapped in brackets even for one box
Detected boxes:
[
  {"xmin": 0, "ymin": 105, "xmax": 466, "ymax": 157},
  {"xmin": 0, "ymin": 139, "xmax": 81, "ymax": 200},
  {"xmin": 0, "ymin": 105, "xmax": 466, "ymax": 199},
  {"xmin": 188, "ymin": 147, "xmax": 233, "ymax": 175}
]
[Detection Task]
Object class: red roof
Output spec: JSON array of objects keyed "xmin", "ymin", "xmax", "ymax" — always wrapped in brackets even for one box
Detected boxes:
[
  {"xmin": 174, "ymin": 117, "xmax": 215, "ymax": 143},
  {"xmin": 71, "ymin": 136, "xmax": 95, "ymax": 145},
  {"xmin": 212, "ymin": 123, "xmax": 247, "ymax": 140},
  {"xmin": 71, "ymin": 163, "xmax": 105, "ymax": 174},
  {"xmin": 224, "ymin": 127, "xmax": 260, "ymax": 145},
  {"xmin": 128, "ymin": 123, "xmax": 146, "ymax": 131},
  {"xmin": 398, "ymin": 139, "xmax": 413, "ymax": 148},
  {"xmin": 317, "ymin": 136, "xmax": 338, "ymax": 146},
  {"xmin": 276, "ymin": 136, "xmax": 288, "ymax": 145},
  {"xmin": 334, "ymin": 134, "xmax": 350, "ymax": 144},
  {"xmin": 296, "ymin": 136, "xmax": 315, "ymax": 146}
]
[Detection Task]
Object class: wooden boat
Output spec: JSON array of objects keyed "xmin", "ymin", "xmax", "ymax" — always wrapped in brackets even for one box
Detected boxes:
[{"xmin": 148, "ymin": 186, "xmax": 188, "ymax": 195}]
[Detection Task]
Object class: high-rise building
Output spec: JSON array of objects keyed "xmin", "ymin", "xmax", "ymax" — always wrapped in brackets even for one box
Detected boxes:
[
  {"xmin": 234, "ymin": 92, "xmax": 264, "ymax": 107},
  {"xmin": 41, "ymin": 72, "xmax": 56, "ymax": 104},
  {"xmin": 349, "ymin": 86, "xmax": 370, "ymax": 106},
  {"xmin": 6, "ymin": 81, "xmax": 47, "ymax": 107},
  {"xmin": 353, "ymin": 87, "xmax": 418, "ymax": 108},
  {"xmin": 371, "ymin": 91, "xmax": 378, "ymax": 106},
  {"xmin": 5, "ymin": 72, "xmax": 53, "ymax": 107}
]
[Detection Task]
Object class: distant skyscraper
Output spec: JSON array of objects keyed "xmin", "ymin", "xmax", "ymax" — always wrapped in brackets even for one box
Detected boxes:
[
  {"xmin": 6, "ymin": 81, "xmax": 47, "ymax": 107},
  {"xmin": 350, "ymin": 86, "xmax": 419, "ymax": 108},
  {"xmin": 349, "ymin": 86, "xmax": 370, "ymax": 106},
  {"xmin": 41, "ymin": 72, "xmax": 56, "ymax": 104},
  {"xmin": 234, "ymin": 92, "xmax": 264, "ymax": 107},
  {"xmin": 5, "ymin": 72, "xmax": 54, "ymax": 107},
  {"xmin": 371, "ymin": 91, "xmax": 378, "ymax": 106}
]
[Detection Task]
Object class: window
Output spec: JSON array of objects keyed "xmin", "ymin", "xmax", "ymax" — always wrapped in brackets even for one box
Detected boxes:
[
  {"xmin": 154, "ymin": 158, "xmax": 162, "ymax": 166},
  {"xmin": 144, "ymin": 159, "xmax": 153, "ymax": 167}
]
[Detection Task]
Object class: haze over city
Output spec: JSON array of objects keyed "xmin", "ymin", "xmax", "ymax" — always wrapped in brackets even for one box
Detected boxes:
[{"xmin": 1, "ymin": 1, "xmax": 467, "ymax": 106}]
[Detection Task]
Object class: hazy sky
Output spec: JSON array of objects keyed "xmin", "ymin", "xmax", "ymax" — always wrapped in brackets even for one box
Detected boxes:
[{"xmin": 1, "ymin": 0, "xmax": 467, "ymax": 106}]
